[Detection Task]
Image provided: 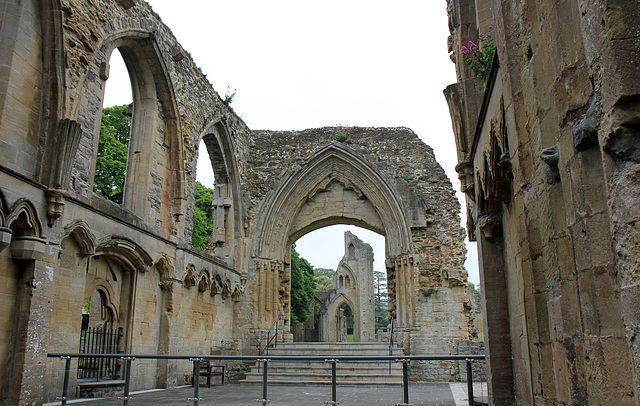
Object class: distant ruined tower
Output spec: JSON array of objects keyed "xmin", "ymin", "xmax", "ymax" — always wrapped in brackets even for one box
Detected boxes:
[
  {"xmin": 294, "ymin": 231, "xmax": 376, "ymax": 342},
  {"xmin": 330, "ymin": 231, "xmax": 375, "ymax": 342}
]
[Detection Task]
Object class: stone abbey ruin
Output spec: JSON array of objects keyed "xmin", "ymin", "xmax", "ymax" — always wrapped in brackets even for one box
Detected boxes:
[
  {"xmin": 0, "ymin": 1, "xmax": 480, "ymax": 403},
  {"xmin": 1, "ymin": 0, "xmax": 639, "ymax": 404}
]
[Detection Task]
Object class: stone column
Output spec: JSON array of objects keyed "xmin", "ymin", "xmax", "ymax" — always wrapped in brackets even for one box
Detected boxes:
[
  {"xmin": 389, "ymin": 254, "xmax": 415, "ymax": 328},
  {"xmin": 255, "ymin": 259, "xmax": 289, "ymax": 329},
  {"xmin": 476, "ymin": 217, "xmax": 515, "ymax": 405},
  {"xmin": 3, "ymin": 236, "xmax": 48, "ymax": 404}
]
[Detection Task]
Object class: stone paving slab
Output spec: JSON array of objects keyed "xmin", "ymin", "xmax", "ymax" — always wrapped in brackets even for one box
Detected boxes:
[{"xmin": 50, "ymin": 382, "xmax": 465, "ymax": 405}]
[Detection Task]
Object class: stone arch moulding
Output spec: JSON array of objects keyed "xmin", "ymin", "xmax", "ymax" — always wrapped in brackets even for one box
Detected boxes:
[
  {"xmin": 6, "ymin": 199, "xmax": 47, "ymax": 260},
  {"xmin": 63, "ymin": 220, "xmax": 96, "ymax": 255},
  {"xmin": 0, "ymin": 190, "xmax": 10, "ymax": 252},
  {"xmin": 183, "ymin": 264, "xmax": 198, "ymax": 288},
  {"xmin": 197, "ymin": 120, "xmax": 244, "ymax": 258},
  {"xmin": 94, "ymin": 237, "xmax": 153, "ymax": 272},
  {"xmin": 7, "ymin": 199, "xmax": 45, "ymax": 238},
  {"xmin": 252, "ymin": 144, "xmax": 412, "ymax": 262},
  {"xmin": 72, "ymin": 29, "xmax": 185, "ymax": 227},
  {"xmin": 83, "ymin": 279, "xmax": 120, "ymax": 323}
]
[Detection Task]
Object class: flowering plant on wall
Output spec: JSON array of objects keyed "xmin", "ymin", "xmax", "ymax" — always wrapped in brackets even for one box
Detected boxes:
[
  {"xmin": 461, "ymin": 26, "xmax": 496, "ymax": 81},
  {"xmin": 335, "ymin": 125, "xmax": 353, "ymax": 143}
]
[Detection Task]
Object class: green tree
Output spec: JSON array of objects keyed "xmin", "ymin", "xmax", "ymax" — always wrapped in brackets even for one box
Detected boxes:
[
  {"xmin": 314, "ymin": 268, "xmax": 335, "ymax": 278},
  {"xmin": 192, "ymin": 181, "xmax": 214, "ymax": 250},
  {"xmin": 290, "ymin": 244, "xmax": 316, "ymax": 326},
  {"xmin": 373, "ymin": 270, "xmax": 389, "ymax": 331},
  {"xmin": 93, "ymin": 104, "xmax": 132, "ymax": 203},
  {"xmin": 315, "ymin": 275, "xmax": 333, "ymax": 291},
  {"xmin": 314, "ymin": 268, "xmax": 335, "ymax": 291}
]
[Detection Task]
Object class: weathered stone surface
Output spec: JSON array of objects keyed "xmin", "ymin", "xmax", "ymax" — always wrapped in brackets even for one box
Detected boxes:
[{"xmin": 446, "ymin": 0, "xmax": 640, "ymax": 404}]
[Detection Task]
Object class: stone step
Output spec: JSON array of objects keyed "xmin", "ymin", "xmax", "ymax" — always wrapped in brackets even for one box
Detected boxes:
[
  {"xmin": 243, "ymin": 372, "xmax": 402, "ymax": 382},
  {"xmin": 241, "ymin": 342, "xmax": 405, "ymax": 385},
  {"xmin": 246, "ymin": 364, "xmax": 403, "ymax": 374},
  {"xmin": 240, "ymin": 379, "xmax": 403, "ymax": 386},
  {"xmin": 260, "ymin": 349, "xmax": 404, "ymax": 356}
]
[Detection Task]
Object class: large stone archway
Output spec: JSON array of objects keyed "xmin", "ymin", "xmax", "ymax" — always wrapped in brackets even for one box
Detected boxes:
[{"xmin": 243, "ymin": 127, "xmax": 478, "ymax": 376}]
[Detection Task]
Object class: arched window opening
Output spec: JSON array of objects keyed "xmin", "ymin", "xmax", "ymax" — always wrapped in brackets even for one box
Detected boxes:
[
  {"xmin": 93, "ymin": 49, "xmax": 132, "ymax": 204},
  {"xmin": 192, "ymin": 144, "xmax": 215, "ymax": 249},
  {"xmin": 337, "ymin": 302, "xmax": 354, "ymax": 342},
  {"xmin": 195, "ymin": 126, "xmax": 236, "ymax": 256}
]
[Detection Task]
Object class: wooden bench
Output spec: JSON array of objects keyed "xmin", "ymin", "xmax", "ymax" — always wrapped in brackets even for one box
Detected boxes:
[{"xmin": 192, "ymin": 360, "xmax": 224, "ymax": 387}]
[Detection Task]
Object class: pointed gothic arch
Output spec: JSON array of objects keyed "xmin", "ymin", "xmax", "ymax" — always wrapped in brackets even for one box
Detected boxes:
[
  {"xmin": 7, "ymin": 199, "xmax": 44, "ymax": 238},
  {"xmin": 253, "ymin": 144, "xmax": 412, "ymax": 261},
  {"xmin": 197, "ymin": 120, "xmax": 244, "ymax": 259},
  {"xmin": 251, "ymin": 144, "xmax": 415, "ymax": 328},
  {"xmin": 68, "ymin": 30, "xmax": 186, "ymax": 234}
]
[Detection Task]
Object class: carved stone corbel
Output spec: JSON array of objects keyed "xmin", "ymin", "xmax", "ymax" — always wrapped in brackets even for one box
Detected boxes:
[
  {"xmin": 45, "ymin": 189, "xmax": 65, "ymax": 227},
  {"xmin": 540, "ymin": 146, "xmax": 561, "ymax": 185},
  {"xmin": 477, "ymin": 213, "xmax": 502, "ymax": 239},
  {"xmin": 11, "ymin": 236, "xmax": 47, "ymax": 260},
  {"xmin": 455, "ymin": 160, "xmax": 475, "ymax": 198}
]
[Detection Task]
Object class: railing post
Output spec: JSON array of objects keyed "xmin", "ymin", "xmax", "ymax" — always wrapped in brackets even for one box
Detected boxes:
[
  {"xmin": 466, "ymin": 359, "xmax": 474, "ymax": 406},
  {"xmin": 395, "ymin": 359, "xmax": 412, "ymax": 406},
  {"xmin": 118, "ymin": 357, "xmax": 134, "ymax": 406},
  {"xmin": 188, "ymin": 358, "xmax": 203, "ymax": 405},
  {"xmin": 55, "ymin": 356, "xmax": 71, "ymax": 405},
  {"xmin": 324, "ymin": 359, "xmax": 339, "ymax": 405},
  {"xmin": 255, "ymin": 359, "xmax": 270, "ymax": 405}
]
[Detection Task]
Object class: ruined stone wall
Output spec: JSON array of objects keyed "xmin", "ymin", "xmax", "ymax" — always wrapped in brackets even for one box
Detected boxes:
[
  {"xmin": 446, "ymin": 0, "xmax": 640, "ymax": 404},
  {"xmin": 0, "ymin": 0, "xmax": 484, "ymax": 403},
  {"xmin": 0, "ymin": 0, "xmax": 252, "ymax": 403}
]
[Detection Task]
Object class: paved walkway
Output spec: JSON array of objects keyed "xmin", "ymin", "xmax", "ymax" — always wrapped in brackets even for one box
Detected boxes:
[{"xmin": 47, "ymin": 382, "xmax": 488, "ymax": 406}]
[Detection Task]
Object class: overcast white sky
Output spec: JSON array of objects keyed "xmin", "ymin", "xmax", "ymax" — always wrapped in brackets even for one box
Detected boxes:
[{"xmin": 103, "ymin": 0, "xmax": 480, "ymax": 286}]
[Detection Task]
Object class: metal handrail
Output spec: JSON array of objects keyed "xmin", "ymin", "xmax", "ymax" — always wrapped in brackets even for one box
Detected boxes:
[
  {"xmin": 48, "ymin": 353, "xmax": 485, "ymax": 406},
  {"xmin": 388, "ymin": 316, "xmax": 395, "ymax": 374},
  {"xmin": 257, "ymin": 318, "xmax": 280, "ymax": 356}
]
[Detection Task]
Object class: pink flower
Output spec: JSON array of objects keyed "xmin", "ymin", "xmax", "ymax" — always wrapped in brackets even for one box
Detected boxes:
[
  {"xmin": 76, "ymin": 190, "xmax": 81, "ymax": 195},
  {"xmin": 468, "ymin": 41, "xmax": 478, "ymax": 51},
  {"xmin": 461, "ymin": 46, "xmax": 470, "ymax": 54},
  {"xmin": 489, "ymin": 25, "xmax": 493, "ymax": 30}
]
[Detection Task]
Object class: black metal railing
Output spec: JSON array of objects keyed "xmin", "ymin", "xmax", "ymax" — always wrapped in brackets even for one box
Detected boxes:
[
  {"xmin": 388, "ymin": 316, "xmax": 395, "ymax": 374},
  {"xmin": 257, "ymin": 318, "xmax": 280, "ymax": 356},
  {"xmin": 48, "ymin": 352, "xmax": 486, "ymax": 406},
  {"xmin": 78, "ymin": 327, "xmax": 122, "ymax": 380}
]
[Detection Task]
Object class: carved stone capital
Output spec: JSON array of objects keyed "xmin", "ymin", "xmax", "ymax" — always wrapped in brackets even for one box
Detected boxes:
[
  {"xmin": 0, "ymin": 227, "xmax": 12, "ymax": 253},
  {"xmin": 11, "ymin": 235, "xmax": 47, "ymax": 260}
]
